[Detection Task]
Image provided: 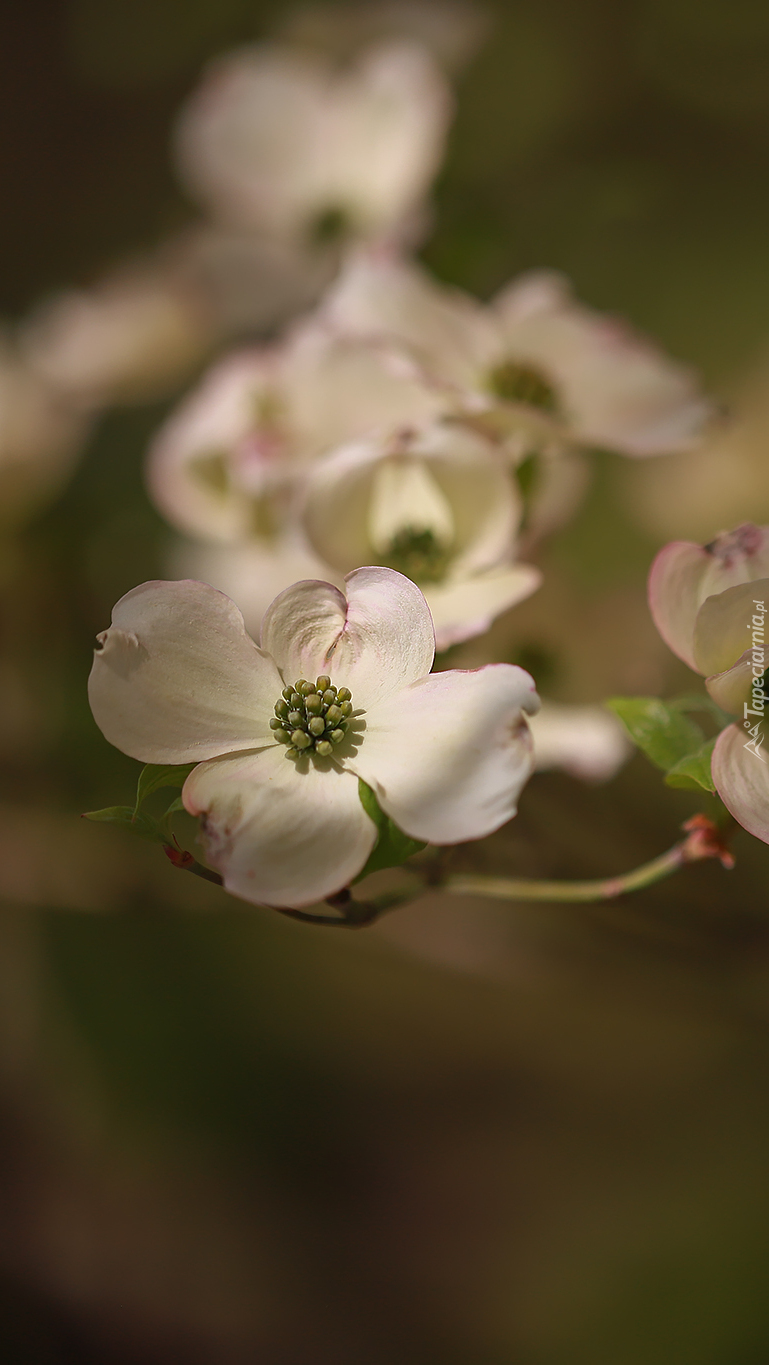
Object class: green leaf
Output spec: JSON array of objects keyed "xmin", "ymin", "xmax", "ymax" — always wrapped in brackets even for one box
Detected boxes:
[
  {"xmin": 82, "ymin": 806, "xmax": 168, "ymax": 844},
  {"xmin": 605, "ymin": 697, "xmax": 704, "ymax": 771},
  {"xmin": 133, "ymin": 763, "xmax": 196, "ymax": 816},
  {"xmin": 354, "ymin": 780, "xmax": 426, "ymax": 882},
  {"xmin": 664, "ymin": 737, "xmax": 717, "ymax": 792}
]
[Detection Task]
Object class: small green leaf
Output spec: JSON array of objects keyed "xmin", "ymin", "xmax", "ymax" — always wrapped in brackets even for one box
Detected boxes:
[
  {"xmin": 134, "ymin": 763, "xmax": 196, "ymax": 816},
  {"xmin": 82, "ymin": 806, "xmax": 168, "ymax": 844},
  {"xmin": 605, "ymin": 697, "xmax": 704, "ymax": 771},
  {"xmin": 355, "ymin": 780, "xmax": 426, "ymax": 881},
  {"xmin": 163, "ymin": 795, "xmax": 187, "ymax": 818},
  {"xmin": 665, "ymin": 737, "xmax": 717, "ymax": 792}
]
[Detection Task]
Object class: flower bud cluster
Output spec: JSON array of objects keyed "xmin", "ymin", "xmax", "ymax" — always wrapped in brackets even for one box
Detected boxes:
[{"xmin": 269, "ymin": 676, "xmax": 353, "ymax": 759}]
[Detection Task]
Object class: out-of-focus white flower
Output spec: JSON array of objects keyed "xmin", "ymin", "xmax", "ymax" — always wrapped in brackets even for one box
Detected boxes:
[
  {"xmin": 147, "ymin": 324, "xmax": 441, "ymax": 544},
  {"xmin": 174, "ymin": 41, "xmax": 452, "ymax": 249},
  {"xmin": 301, "ymin": 420, "xmax": 541, "ymax": 649},
  {"xmin": 0, "ymin": 347, "xmax": 87, "ymax": 525},
  {"xmin": 323, "ymin": 252, "xmax": 712, "ymax": 457},
  {"xmin": 20, "ymin": 269, "xmax": 211, "ymax": 409},
  {"xmin": 648, "ymin": 523, "xmax": 769, "ymax": 672},
  {"xmin": 527, "ymin": 701, "xmax": 631, "ymax": 781},
  {"xmin": 88, "ymin": 569, "xmax": 539, "ymax": 907}
]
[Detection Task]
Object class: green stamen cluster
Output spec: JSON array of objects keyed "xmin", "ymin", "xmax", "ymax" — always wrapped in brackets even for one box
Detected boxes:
[
  {"xmin": 487, "ymin": 360, "xmax": 559, "ymax": 415},
  {"xmin": 384, "ymin": 527, "xmax": 452, "ymax": 585},
  {"xmin": 270, "ymin": 676, "xmax": 353, "ymax": 760}
]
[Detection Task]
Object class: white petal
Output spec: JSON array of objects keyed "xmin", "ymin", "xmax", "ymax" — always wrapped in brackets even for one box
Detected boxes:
[
  {"xmin": 424, "ymin": 564, "xmax": 541, "ymax": 651},
  {"xmin": 493, "ymin": 271, "xmax": 711, "ymax": 456},
  {"xmin": 322, "ymin": 250, "xmax": 496, "ymax": 386},
  {"xmin": 528, "ymin": 702, "xmax": 632, "ymax": 781},
  {"xmin": 712, "ymin": 723, "xmax": 769, "ymax": 845},
  {"xmin": 260, "ymin": 566, "xmax": 435, "ymax": 708},
  {"xmin": 693, "ymin": 578, "xmax": 769, "ymax": 677},
  {"xmin": 88, "ymin": 580, "xmax": 282, "ymax": 764},
  {"xmin": 146, "ymin": 347, "xmax": 291, "ymax": 543},
  {"xmin": 302, "ymin": 423, "xmax": 521, "ymax": 577},
  {"xmin": 648, "ymin": 529, "xmax": 769, "ymax": 672},
  {"xmin": 183, "ymin": 745, "xmax": 377, "ymax": 907},
  {"xmin": 347, "ymin": 664, "xmax": 540, "ymax": 844},
  {"xmin": 367, "ymin": 456, "xmax": 454, "ymax": 553}
]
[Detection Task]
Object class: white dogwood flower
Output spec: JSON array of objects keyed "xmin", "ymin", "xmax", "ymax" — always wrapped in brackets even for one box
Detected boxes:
[
  {"xmin": 174, "ymin": 40, "xmax": 452, "ymax": 249},
  {"xmin": 88, "ymin": 568, "xmax": 540, "ymax": 908},
  {"xmin": 528, "ymin": 701, "xmax": 631, "ymax": 782},
  {"xmin": 301, "ymin": 420, "xmax": 541, "ymax": 649},
  {"xmin": 322, "ymin": 252, "xmax": 712, "ymax": 457},
  {"xmin": 147, "ymin": 324, "xmax": 440, "ymax": 545}
]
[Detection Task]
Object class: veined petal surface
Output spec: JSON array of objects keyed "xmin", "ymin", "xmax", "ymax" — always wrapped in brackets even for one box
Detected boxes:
[
  {"xmin": 183, "ymin": 745, "xmax": 377, "ymax": 907},
  {"xmin": 260, "ymin": 566, "xmax": 435, "ymax": 708},
  {"xmin": 88, "ymin": 580, "xmax": 281, "ymax": 763},
  {"xmin": 347, "ymin": 664, "xmax": 539, "ymax": 843}
]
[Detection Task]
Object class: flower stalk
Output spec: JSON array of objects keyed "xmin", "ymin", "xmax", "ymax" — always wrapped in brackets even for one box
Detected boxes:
[{"xmin": 163, "ymin": 814, "xmax": 734, "ymax": 925}]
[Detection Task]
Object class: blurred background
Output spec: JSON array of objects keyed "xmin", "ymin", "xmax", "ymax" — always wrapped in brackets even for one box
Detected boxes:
[{"xmin": 3, "ymin": 0, "xmax": 769, "ymax": 1360}]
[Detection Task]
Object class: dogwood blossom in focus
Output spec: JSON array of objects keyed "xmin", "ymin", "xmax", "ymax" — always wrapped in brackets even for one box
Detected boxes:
[
  {"xmin": 301, "ymin": 420, "xmax": 541, "ymax": 649},
  {"xmin": 174, "ymin": 41, "xmax": 452, "ymax": 250},
  {"xmin": 649, "ymin": 525, "xmax": 769, "ymax": 846},
  {"xmin": 0, "ymin": 346, "xmax": 87, "ymax": 525},
  {"xmin": 322, "ymin": 252, "xmax": 712, "ymax": 458},
  {"xmin": 88, "ymin": 568, "xmax": 540, "ymax": 907},
  {"xmin": 21, "ymin": 268, "xmax": 212, "ymax": 409}
]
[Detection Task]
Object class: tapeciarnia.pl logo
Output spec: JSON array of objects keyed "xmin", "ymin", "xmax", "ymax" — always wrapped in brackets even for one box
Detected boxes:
[{"xmin": 743, "ymin": 599, "xmax": 766, "ymax": 762}]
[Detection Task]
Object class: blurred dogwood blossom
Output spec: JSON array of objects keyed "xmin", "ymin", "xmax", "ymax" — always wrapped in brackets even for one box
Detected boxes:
[
  {"xmin": 649, "ymin": 527, "xmax": 769, "ymax": 846},
  {"xmin": 301, "ymin": 420, "xmax": 541, "ymax": 649},
  {"xmin": 528, "ymin": 701, "xmax": 631, "ymax": 781},
  {"xmin": 147, "ymin": 323, "xmax": 440, "ymax": 544},
  {"xmin": 20, "ymin": 268, "xmax": 212, "ymax": 409},
  {"xmin": 174, "ymin": 40, "xmax": 452, "ymax": 251},
  {"xmin": 0, "ymin": 345, "xmax": 87, "ymax": 525},
  {"xmin": 322, "ymin": 252, "xmax": 713, "ymax": 458},
  {"xmin": 88, "ymin": 569, "xmax": 539, "ymax": 907}
]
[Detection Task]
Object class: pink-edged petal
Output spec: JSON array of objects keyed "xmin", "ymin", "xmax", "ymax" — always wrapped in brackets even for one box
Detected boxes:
[
  {"xmin": 260, "ymin": 566, "xmax": 435, "ymax": 708},
  {"xmin": 712, "ymin": 723, "xmax": 769, "ymax": 845},
  {"xmin": 346, "ymin": 664, "xmax": 540, "ymax": 844},
  {"xmin": 693, "ymin": 578, "xmax": 769, "ymax": 677},
  {"xmin": 424, "ymin": 564, "xmax": 541, "ymax": 651},
  {"xmin": 88, "ymin": 579, "xmax": 282, "ymax": 764},
  {"xmin": 649, "ymin": 527, "xmax": 769, "ymax": 671},
  {"xmin": 183, "ymin": 745, "xmax": 377, "ymax": 907}
]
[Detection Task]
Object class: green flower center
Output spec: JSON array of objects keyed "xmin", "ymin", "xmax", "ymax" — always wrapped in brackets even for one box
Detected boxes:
[
  {"xmin": 270, "ymin": 676, "xmax": 354, "ymax": 760},
  {"xmin": 486, "ymin": 360, "xmax": 559, "ymax": 415},
  {"xmin": 383, "ymin": 527, "xmax": 452, "ymax": 585}
]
